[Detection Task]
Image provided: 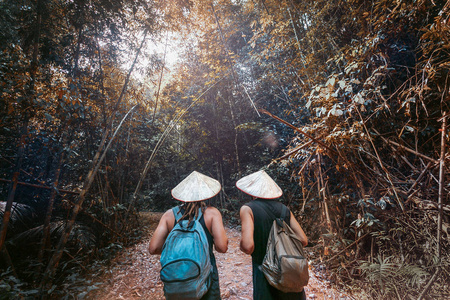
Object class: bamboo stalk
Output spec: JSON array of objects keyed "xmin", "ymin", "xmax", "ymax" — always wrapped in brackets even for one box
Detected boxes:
[
  {"xmin": 0, "ymin": 120, "xmax": 27, "ymax": 251},
  {"xmin": 227, "ymin": 95, "xmax": 242, "ymax": 178},
  {"xmin": 417, "ymin": 112, "xmax": 447, "ymax": 300},
  {"xmin": 298, "ymin": 153, "xmax": 314, "ymax": 213},
  {"xmin": 126, "ymin": 74, "xmax": 228, "ymax": 219},
  {"xmin": 276, "ymin": 140, "xmax": 314, "ymax": 160},
  {"xmin": 406, "ymin": 161, "xmax": 433, "ymax": 195},
  {"xmin": 400, "ymin": 155, "xmax": 417, "ymax": 171},
  {"xmin": 259, "ymin": 109, "xmax": 338, "ymax": 154},
  {"xmin": 389, "ymin": 139, "xmax": 438, "ymax": 164},
  {"xmin": 210, "ymin": 2, "xmax": 260, "ymax": 116},
  {"xmin": 0, "ymin": 0, "xmax": 41, "ymax": 254},
  {"xmin": 40, "ymin": 30, "xmax": 146, "ymax": 287},
  {"xmin": 61, "ymin": 199, "xmax": 123, "ymax": 237},
  {"xmin": 0, "ymin": 178, "xmax": 79, "ymax": 195},
  {"xmin": 373, "ymin": 129, "xmax": 438, "ymax": 164},
  {"xmin": 437, "ymin": 112, "xmax": 446, "ymax": 259},
  {"xmin": 151, "ymin": 32, "xmax": 169, "ymax": 125},
  {"xmin": 212, "ymin": 98, "xmax": 226, "ymax": 207},
  {"xmin": 410, "ymin": 199, "xmax": 450, "ymax": 212},
  {"xmin": 287, "ymin": 7, "xmax": 311, "ymax": 87},
  {"xmin": 417, "ymin": 267, "xmax": 441, "ymax": 300},
  {"xmin": 37, "ymin": 149, "xmax": 65, "ymax": 273},
  {"xmin": 40, "ymin": 104, "xmax": 138, "ymax": 290},
  {"xmin": 355, "ymin": 108, "xmax": 404, "ymax": 211},
  {"xmin": 318, "ymin": 153, "xmax": 332, "ymax": 231},
  {"xmin": 323, "ymin": 232, "xmax": 370, "ymax": 263}
]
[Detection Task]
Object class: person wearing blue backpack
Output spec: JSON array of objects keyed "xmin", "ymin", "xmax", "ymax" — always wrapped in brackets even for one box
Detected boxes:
[
  {"xmin": 237, "ymin": 170, "xmax": 308, "ymax": 300},
  {"xmin": 149, "ymin": 171, "xmax": 228, "ymax": 300}
]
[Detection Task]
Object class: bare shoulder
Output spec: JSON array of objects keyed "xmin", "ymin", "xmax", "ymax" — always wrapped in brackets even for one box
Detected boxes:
[
  {"xmin": 162, "ymin": 208, "xmax": 175, "ymax": 219},
  {"xmin": 161, "ymin": 208, "xmax": 175, "ymax": 227},
  {"xmin": 240, "ymin": 204, "xmax": 252, "ymax": 214},
  {"xmin": 204, "ymin": 206, "xmax": 222, "ymax": 218}
]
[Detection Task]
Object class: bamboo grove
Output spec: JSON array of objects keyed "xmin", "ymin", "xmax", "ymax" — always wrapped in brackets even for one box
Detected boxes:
[{"xmin": 0, "ymin": 0, "xmax": 449, "ymax": 299}]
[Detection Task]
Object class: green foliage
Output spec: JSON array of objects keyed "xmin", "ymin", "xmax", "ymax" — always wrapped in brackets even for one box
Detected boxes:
[
  {"xmin": 1, "ymin": 0, "xmax": 449, "ymax": 297},
  {"xmin": 0, "ymin": 202, "xmax": 34, "ymax": 234},
  {"xmin": 217, "ymin": 0, "xmax": 450, "ymax": 297},
  {"xmin": 359, "ymin": 255, "xmax": 430, "ymax": 298},
  {"xmin": 7, "ymin": 220, "xmax": 97, "ymax": 254},
  {"xmin": 0, "ymin": 270, "xmax": 39, "ymax": 300},
  {"xmin": 0, "ymin": 0, "xmax": 187, "ymax": 297},
  {"xmin": 360, "ymin": 255, "xmax": 398, "ymax": 289}
]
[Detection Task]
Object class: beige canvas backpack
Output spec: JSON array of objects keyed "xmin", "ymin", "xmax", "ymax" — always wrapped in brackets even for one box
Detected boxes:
[{"xmin": 256, "ymin": 202, "xmax": 309, "ymax": 293}]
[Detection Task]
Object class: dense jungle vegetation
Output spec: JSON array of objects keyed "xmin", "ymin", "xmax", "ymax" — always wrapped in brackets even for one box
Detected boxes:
[{"xmin": 0, "ymin": 0, "xmax": 449, "ymax": 299}]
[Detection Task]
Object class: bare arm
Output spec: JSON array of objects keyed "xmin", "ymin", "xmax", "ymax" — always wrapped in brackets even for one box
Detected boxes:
[
  {"xmin": 239, "ymin": 205, "xmax": 255, "ymax": 254},
  {"xmin": 204, "ymin": 207, "xmax": 228, "ymax": 253},
  {"xmin": 289, "ymin": 211, "xmax": 308, "ymax": 247},
  {"xmin": 148, "ymin": 209, "xmax": 175, "ymax": 255}
]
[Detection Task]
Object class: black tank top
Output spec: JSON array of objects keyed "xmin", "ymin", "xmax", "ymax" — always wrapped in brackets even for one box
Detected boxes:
[{"xmin": 246, "ymin": 200, "xmax": 291, "ymax": 265}]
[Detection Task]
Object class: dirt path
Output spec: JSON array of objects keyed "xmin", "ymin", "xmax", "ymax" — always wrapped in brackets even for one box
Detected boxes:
[{"xmin": 88, "ymin": 213, "xmax": 353, "ymax": 300}]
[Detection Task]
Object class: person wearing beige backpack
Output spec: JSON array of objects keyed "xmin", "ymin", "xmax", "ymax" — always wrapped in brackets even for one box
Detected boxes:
[{"xmin": 237, "ymin": 170, "xmax": 308, "ymax": 300}]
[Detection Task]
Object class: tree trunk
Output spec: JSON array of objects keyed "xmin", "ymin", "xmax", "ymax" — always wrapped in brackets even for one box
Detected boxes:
[
  {"xmin": 437, "ymin": 112, "xmax": 447, "ymax": 259},
  {"xmin": 0, "ymin": 170, "xmax": 21, "ymax": 251},
  {"xmin": 39, "ymin": 29, "xmax": 148, "ymax": 289},
  {"xmin": 227, "ymin": 95, "xmax": 242, "ymax": 178},
  {"xmin": 318, "ymin": 153, "xmax": 332, "ymax": 231},
  {"xmin": 152, "ymin": 32, "xmax": 169, "ymax": 125},
  {"xmin": 0, "ymin": 0, "xmax": 41, "ymax": 248},
  {"xmin": 37, "ymin": 149, "xmax": 65, "ymax": 273}
]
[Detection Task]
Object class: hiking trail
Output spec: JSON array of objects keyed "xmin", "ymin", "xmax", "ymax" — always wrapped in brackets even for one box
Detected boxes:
[{"xmin": 89, "ymin": 212, "xmax": 354, "ymax": 300}]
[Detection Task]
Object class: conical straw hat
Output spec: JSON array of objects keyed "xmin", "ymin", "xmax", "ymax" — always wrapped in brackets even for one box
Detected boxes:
[
  {"xmin": 171, "ymin": 171, "xmax": 221, "ymax": 202},
  {"xmin": 236, "ymin": 170, "xmax": 283, "ymax": 199}
]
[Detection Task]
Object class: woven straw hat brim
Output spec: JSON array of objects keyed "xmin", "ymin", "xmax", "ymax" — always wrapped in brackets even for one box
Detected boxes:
[
  {"xmin": 171, "ymin": 171, "xmax": 221, "ymax": 202},
  {"xmin": 236, "ymin": 170, "xmax": 282, "ymax": 199}
]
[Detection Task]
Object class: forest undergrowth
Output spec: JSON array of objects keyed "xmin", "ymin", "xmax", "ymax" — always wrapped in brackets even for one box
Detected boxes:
[
  {"xmin": 80, "ymin": 209, "xmax": 449, "ymax": 300},
  {"xmin": 1, "ymin": 0, "xmax": 450, "ymax": 299},
  {"xmin": 85, "ymin": 212, "xmax": 356, "ymax": 300}
]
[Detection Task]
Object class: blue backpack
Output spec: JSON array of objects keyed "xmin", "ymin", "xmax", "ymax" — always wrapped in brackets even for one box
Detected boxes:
[{"xmin": 160, "ymin": 206, "xmax": 212, "ymax": 299}]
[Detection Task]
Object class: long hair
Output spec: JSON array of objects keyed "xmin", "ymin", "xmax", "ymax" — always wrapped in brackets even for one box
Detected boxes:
[{"xmin": 179, "ymin": 201, "xmax": 206, "ymax": 225}]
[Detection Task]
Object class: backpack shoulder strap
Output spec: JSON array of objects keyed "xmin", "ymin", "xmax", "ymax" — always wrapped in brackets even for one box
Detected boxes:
[
  {"xmin": 281, "ymin": 205, "xmax": 289, "ymax": 222},
  {"xmin": 173, "ymin": 206, "xmax": 204, "ymax": 224},
  {"xmin": 253, "ymin": 201, "xmax": 291, "ymax": 227},
  {"xmin": 194, "ymin": 207, "xmax": 203, "ymax": 222},
  {"xmin": 172, "ymin": 206, "xmax": 182, "ymax": 222},
  {"xmin": 252, "ymin": 201, "xmax": 277, "ymax": 220}
]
